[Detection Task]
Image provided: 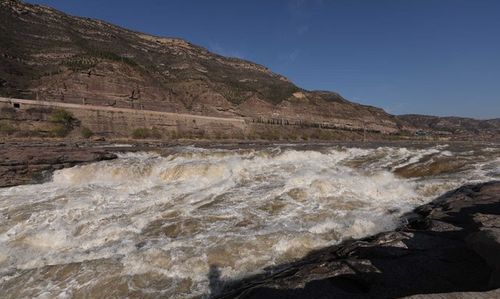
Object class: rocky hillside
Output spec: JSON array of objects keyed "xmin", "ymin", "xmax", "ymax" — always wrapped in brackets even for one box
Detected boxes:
[
  {"xmin": 0, "ymin": 0, "xmax": 400, "ymax": 134},
  {"xmin": 398, "ymin": 114, "xmax": 500, "ymax": 139},
  {"xmin": 0, "ymin": 0, "xmax": 498, "ymax": 138}
]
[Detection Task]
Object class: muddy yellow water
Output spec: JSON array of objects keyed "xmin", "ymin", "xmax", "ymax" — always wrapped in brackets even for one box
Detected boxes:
[{"xmin": 0, "ymin": 144, "xmax": 499, "ymax": 298}]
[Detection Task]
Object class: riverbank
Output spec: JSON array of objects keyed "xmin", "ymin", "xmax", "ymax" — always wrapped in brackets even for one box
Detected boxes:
[
  {"xmin": 0, "ymin": 141, "xmax": 119, "ymax": 187},
  {"xmin": 212, "ymin": 181, "xmax": 500, "ymax": 298},
  {"xmin": 2, "ymin": 139, "xmax": 499, "ymax": 188}
]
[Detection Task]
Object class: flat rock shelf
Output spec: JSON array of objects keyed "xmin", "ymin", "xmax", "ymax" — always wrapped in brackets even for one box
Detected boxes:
[{"xmin": 0, "ymin": 142, "xmax": 118, "ymax": 187}]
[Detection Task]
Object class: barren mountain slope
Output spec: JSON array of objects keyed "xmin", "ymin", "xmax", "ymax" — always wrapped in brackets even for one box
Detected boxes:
[
  {"xmin": 398, "ymin": 114, "xmax": 500, "ymax": 139},
  {"xmin": 0, "ymin": 0, "xmax": 403, "ymax": 133}
]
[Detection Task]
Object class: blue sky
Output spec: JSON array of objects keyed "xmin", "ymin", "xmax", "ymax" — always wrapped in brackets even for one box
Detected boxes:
[{"xmin": 26, "ymin": 0, "xmax": 500, "ymax": 118}]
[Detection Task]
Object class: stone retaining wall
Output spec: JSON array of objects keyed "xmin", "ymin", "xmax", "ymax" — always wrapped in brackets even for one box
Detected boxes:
[{"xmin": 0, "ymin": 97, "xmax": 246, "ymax": 137}]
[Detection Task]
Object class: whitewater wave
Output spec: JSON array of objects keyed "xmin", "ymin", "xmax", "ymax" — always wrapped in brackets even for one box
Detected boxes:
[{"xmin": 0, "ymin": 144, "xmax": 498, "ymax": 298}]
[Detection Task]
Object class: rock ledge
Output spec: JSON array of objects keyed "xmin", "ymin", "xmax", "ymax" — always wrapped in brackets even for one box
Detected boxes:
[{"xmin": 212, "ymin": 181, "xmax": 500, "ymax": 298}]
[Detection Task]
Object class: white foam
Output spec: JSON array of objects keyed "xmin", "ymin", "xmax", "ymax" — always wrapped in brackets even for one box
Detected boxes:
[{"xmin": 0, "ymin": 145, "xmax": 498, "ymax": 298}]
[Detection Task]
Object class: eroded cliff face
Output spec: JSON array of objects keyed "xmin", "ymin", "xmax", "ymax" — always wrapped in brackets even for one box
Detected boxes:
[{"xmin": 0, "ymin": 0, "xmax": 403, "ymax": 134}]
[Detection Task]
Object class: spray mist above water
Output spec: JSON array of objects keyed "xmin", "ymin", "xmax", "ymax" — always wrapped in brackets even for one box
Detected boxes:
[{"xmin": 0, "ymin": 144, "xmax": 499, "ymax": 298}]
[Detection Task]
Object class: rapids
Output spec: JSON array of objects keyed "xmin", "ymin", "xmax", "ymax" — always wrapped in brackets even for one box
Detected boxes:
[{"xmin": 0, "ymin": 144, "xmax": 499, "ymax": 298}]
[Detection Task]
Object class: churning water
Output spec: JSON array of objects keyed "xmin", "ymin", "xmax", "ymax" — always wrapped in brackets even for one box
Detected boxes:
[{"xmin": 0, "ymin": 144, "xmax": 499, "ymax": 298}]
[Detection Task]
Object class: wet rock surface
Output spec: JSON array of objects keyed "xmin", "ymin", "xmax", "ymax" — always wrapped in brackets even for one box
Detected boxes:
[
  {"xmin": 212, "ymin": 181, "xmax": 500, "ymax": 299},
  {"xmin": 0, "ymin": 142, "xmax": 118, "ymax": 187}
]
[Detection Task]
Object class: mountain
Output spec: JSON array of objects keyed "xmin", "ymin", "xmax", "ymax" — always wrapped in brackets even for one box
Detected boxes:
[
  {"xmin": 397, "ymin": 115, "xmax": 500, "ymax": 139},
  {"xmin": 0, "ymin": 0, "xmax": 498, "ymax": 139},
  {"xmin": 0, "ymin": 0, "xmax": 401, "ymax": 133}
]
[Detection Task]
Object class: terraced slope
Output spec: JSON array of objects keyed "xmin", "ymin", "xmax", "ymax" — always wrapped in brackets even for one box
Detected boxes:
[{"xmin": 0, "ymin": 0, "xmax": 401, "ymax": 133}]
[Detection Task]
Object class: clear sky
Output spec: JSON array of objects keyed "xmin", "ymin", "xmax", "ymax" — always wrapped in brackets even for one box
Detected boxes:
[{"xmin": 26, "ymin": 0, "xmax": 500, "ymax": 118}]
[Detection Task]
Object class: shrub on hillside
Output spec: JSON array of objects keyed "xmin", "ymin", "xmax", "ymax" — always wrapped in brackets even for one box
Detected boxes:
[
  {"xmin": 0, "ymin": 121, "xmax": 15, "ymax": 135},
  {"xmin": 131, "ymin": 127, "xmax": 162, "ymax": 139},
  {"xmin": 80, "ymin": 127, "xmax": 94, "ymax": 138},
  {"xmin": 49, "ymin": 109, "xmax": 78, "ymax": 137},
  {"xmin": 150, "ymin": 127, "xmax": 162, "ymax": 139},
  {"xmin": 50, "ymin": 109, "xmax": 77, "ymax": 126}
]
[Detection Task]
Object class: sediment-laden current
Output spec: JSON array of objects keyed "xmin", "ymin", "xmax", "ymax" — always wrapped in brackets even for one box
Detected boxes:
[{"xmin": 0, "ymin": 144, "xmax": 499, "ymax": 298}]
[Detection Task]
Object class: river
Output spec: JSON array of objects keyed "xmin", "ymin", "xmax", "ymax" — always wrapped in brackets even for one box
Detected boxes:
[{"xmin": 0, "ymin": 143, "xmax": 499, "ymax": 298}]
